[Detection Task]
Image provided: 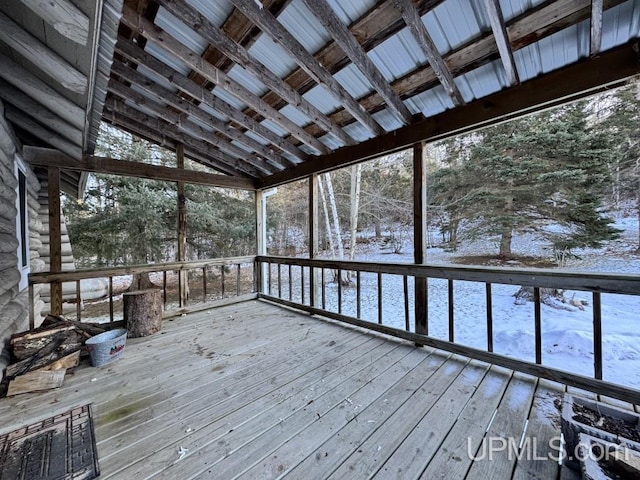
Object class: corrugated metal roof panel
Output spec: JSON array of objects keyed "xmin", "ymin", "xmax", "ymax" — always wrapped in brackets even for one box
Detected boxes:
[
  {"xmin": 155, "ymin": 7, "xmax": 208, "ymax": 55},
  {"xmin": 248, "ymin": 35, "xmax": 298, "ymax": 78},
  {"xmin": 211, "ymin": 85, "xmax": 246, "ymax": 111},
  {"xmin": 372, "ymin": 108, "xmax": 403, "ymax": 132},
  {"xmin": 602, "ymin": 0, "xmax": 640, "ymax": 50},
  {"xmin": 144, "ymin": 42, "xmax": 192, "ymax": 76},
  {"xmin": 185, "ymin": 0, "xmax": 234, "ymax": 27},
  {"xmin": 279, "ymin": 104, "xmax": 312, "ymax": 126},
  {"xmin": 343, "ymin": 120, "xmax": 374, "ymax": 143},
  {"xmin": 456, "ymin": 59, "xmax": 509, "ymax": 102},
  {"xmin": 303, "ymin": 84, "xmax": 342, "ymax": 115},
  {"xmin": 404, "ymin": 84, "xmax": 454, "ymax": 117},
  {"xmin": 260, "ymin": 118, "xmax": 288, "ymax": 137},
  {"xmin": 369, "ymin": 29, "xmax": 426, "ymax": 81},
  {"xmin": 499, "ymin": 0, "xmax": 547, "ymax": 22},
  {"xmin": 135, "ymin": 64, "xmax": 177, "ymax": 93},
  {"xmin": 199, "ymin": 102, "xmax": 229, "ymax": 122},
  {"xmin": 333, "ymin": 64, "xmax": 374, "ymax": 98},
  {"xmin": 277, "ymin": 0, "xmax": 330, "ymax": 54},
  {"xmin": 227, "ymin": 64, "xmax": 268, "ymax": 97},
  {"xmin": 428, "ymin": 0, "xmax": 486, "ymax": 52},
  {"xmin": 325, "ymin": 0, "xmax": 376, "ymax": 24}
]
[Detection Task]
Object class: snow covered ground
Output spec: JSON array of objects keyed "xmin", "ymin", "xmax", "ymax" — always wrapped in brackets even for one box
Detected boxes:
[{"xmin": 286, "ymin": 214, "xmax": 640, "ymax": 390}]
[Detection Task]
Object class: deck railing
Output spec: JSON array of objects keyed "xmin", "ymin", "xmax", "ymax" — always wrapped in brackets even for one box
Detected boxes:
[
  {"xmin": 28, "ymin": 256, "xmax": 257, "ymax": 327},
  {"xmin": 257, "ymin": 255, "xmax": 640, "ymax": 404}
]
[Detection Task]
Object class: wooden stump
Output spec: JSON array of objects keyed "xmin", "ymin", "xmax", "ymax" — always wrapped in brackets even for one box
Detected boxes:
[{"xmin": 123, "ymin": 289, "xmax": 162, "ymax": 338}]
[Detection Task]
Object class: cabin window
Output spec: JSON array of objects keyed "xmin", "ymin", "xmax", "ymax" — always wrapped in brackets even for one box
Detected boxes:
[{"xmin": 15, "ymin": 157, "xmax": 29, "ymax": 290}]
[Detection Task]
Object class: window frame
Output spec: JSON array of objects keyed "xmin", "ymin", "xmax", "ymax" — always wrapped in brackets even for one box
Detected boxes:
[{"xmin": 14, "ymin": 155, "xmax": 29, "ymax": 291}]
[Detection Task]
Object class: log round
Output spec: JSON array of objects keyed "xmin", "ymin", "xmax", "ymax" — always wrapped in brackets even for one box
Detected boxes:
[{"xmin": 123, "ymin": 289, "xmax": 162, "ymax": 338}]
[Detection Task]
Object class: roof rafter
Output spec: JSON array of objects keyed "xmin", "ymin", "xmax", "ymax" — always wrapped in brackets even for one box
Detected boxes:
[
  {"xmin": 114, "ymin": 39, "xmax": 308, "ymax": 164},
  {"xmin": 155, "ymin": 0, "xmax": 355, "ymax": 147},
  {"xmin": 107, "ymin": 79, "xmax": 276, "ymax": 176},
  {"xmin": 229, "ymin": 0, "xmax": 386, "ymax": 137},
  {"xmin": 483, "ymin": 0, "xmax": 519, "ymax": 85},
  {"xmin": 104, "ymin": 98, "xmax": 261, "ymax": 178},
  {"xmin": 260, "ymin": 41, "xmax": 640, "ymax": 188},
  {"xmin": 300, "ymin": 0, "xmax": 414, "ymax": 126},
  {"xmin": 591, "ymin": 0, "xmax": 603, "ymax": 56},
  {"xmin": 110, "ymin": 62, "xmax": 291, "ymax": 170},
  {"xmin": 299, "ymin": 0, "xmax": 623, "ymax": 139},
  {"xmin": 120, "ymin": 4, "xmax": 329, "ymax": 155},
  {"xmin": 393, "ymin": 0, "xmax": 465, "ymax": 106}
]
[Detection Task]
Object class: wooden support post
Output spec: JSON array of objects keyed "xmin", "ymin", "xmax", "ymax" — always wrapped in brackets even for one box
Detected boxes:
[
  {"xmin": 48, "ymin": 167, "xmax": 63, "ymax": 316},
  {"xmin": 309, "ymin": 174, "xmax": 319, "ymax": 307},
  {"xmin": 176, "ymin": 144, "xmax": 187, "ymax": 308},
  {"xmin": 255, "ymin": 189, "xmax": 266, "ymax": 293},
  {"xmin": 413, "ymin": 142, "xmax": 428, "ymax": 337}
]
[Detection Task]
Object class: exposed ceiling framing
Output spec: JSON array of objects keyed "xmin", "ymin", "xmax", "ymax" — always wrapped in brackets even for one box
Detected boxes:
[{"xmin": 0, "ymin": 0, "xmax": 638, "ymax": 192}]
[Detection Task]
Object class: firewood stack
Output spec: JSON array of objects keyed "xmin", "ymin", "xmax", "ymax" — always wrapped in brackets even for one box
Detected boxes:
[{"xmin": 2, "ymin": 315, "xmax": 110, "ymax": 397}]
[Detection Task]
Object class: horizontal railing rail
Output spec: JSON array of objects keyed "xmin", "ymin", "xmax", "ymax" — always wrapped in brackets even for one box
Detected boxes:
[
  {"xmin": 257, "ymin": 255, "xmax": 640, "ymax": 404},
  {"xmin": 29, "ymin": 256, "xmax": 258, "ymax": 327}
]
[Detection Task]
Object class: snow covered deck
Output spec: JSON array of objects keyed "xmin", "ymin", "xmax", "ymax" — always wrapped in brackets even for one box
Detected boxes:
[{"xmin": 2, "ymin": 300, "xmax": 636, "ymax": 479}]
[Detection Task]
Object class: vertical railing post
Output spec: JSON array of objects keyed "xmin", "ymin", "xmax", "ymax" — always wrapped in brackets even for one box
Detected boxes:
[
  {"xmin": 534, "ymin": 287, "xmax": 542, "ymax": 365},
  {"xmin": 413, "ymin": 141, "xmax": 428, "ymax": 338},
  {"xmin": 255, "ymin": 189, "xmax": 266, "ymax": 294},
  {"xmin": 309, "ymin": 174, "xmax": 319, "ymax": 307},
  {"xmin": 486, "ymin": 283, "xmax": 493, "ymax": 352},
  {"xmin": 48, "ymin": 166, "xmax": 63, "ymax": 316},
  {"xmin": 593, "ymin": 292, "xmax": 603, "ymax": 380}
]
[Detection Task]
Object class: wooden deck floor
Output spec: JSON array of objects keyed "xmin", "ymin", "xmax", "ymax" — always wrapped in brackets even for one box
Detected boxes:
[{"xmin": 1, "ymin": 300, "xmax": 635, "ymax": 479}]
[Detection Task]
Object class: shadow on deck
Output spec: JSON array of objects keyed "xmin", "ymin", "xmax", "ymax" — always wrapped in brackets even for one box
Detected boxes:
[{"xmin": 1, "ymin": 300, "xmax": 633, "ymax": 479}]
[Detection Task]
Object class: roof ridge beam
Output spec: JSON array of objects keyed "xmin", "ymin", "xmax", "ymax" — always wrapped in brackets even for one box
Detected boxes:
[
  {"xmin": 155, "ymin": 0, "xmax": 355, "ymax": 147},
  {"xmin": 120, "ymin": 4, "xmax": 329, "ymax": 155},
  {"xmin": 229, "ymin": 0, "xmax": 386, "ymax": 137},
  {"xmin": 301, "ymin": 0, "xmax": 413, "ymax": 126},
  {"xmin": 393, "ymin": 0, "xmax": 465, "ymax": 106}
]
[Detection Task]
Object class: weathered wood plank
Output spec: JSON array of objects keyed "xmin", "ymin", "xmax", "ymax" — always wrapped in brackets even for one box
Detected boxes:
[
  {"xmin": 229, "ymin": 0, "xmax": 385, "ymax": 137},
  {"xmin": 0, "ymin": 11, "xmax": 87, "ymax": 93},
  {"xmin": 483, "ymin": 0, "xmax": 519, "ymax": 85},
  {"xmin": 18, "ymin": 0, "xmax": 90, "ymax": 44}
]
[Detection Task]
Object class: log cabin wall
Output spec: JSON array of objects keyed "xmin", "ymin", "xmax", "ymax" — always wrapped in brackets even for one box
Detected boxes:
[{"xmin": 0, "ymin": 100, "xmax": 44, "ymax": 377}]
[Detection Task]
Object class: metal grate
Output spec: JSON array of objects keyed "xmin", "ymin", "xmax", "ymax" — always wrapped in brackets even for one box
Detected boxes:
[{"xmin": 0, "ymin": 405, "xmax": 99, "ymax": 480}]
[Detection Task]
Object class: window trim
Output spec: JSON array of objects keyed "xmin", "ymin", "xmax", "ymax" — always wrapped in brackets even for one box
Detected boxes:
[{"xmin": 14, "ymin": 155, "xmax": 29, "ymax": 291}]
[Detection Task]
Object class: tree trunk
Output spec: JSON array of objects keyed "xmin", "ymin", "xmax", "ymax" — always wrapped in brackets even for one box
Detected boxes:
[
  {"xmin": 636, "ymin": 193, "xmax": 640, "ymax": 254},
  {"xmin": 318, "ymin": 176, "xmax": 335, "ymax": 258},
  {"xmin": 348, "ymin": 164, "xmax": 361, "ymax": 262},
  {"xmin": 499, "ymin": 227, "xmax": 513, "ymax": 257},
  {"xmin": 324, "ymin": 173, "xmax": 344, "ymax": 259},
  {"xmin": 123, "ymin": 289, "xmax": 162, "ymax": 337},
  {"xmin": 130, "ymin": 272, "xmax": 155, "ymax": 291},
  {"xmin": 374, "ymin": 221, "xmax": 382, "ymax": 238}
]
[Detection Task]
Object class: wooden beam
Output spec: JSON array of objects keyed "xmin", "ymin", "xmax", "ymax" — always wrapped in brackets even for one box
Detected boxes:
[
  {"xmin": 155, "ymin": 0, "xmax": 355, "ymax": 148},
  {"xmin": 255, "ymin": 189, "xmax": 266, "ymax": 292},
  {"xmin": 0, "ymin": 78, "xmax": 83, "ymax": 145},
  {"xmin": 104, "ymin": 97, "xmax": 261, "ymax": 178},
  {"xmin": 18, "ymin": 0, "xmax": 90, "ymax": 44},
  {"xmin": 0, "ymin": 11, "xmax": 87, "ymax": 93},
  {"xmin": 4, "ymin": 106, "xmax": 82, "ymax": 159},
  {"xmin": 259, "ymin": 41, "xmax": 640, "ymax": 188},
  {"xmin": 107, "ymin": 80, "xmax": 275, "ymax": 176},
  {"xmin": 47, "ymin": 167, "xmax": 63, "ymax": 316},
  {"xmin": 394, "ymin": 0, "xmax": 465, "ymax": 106},
  {"xmin": 100, "ymin": 109, "xmax": 246, "ymax": 178},
  {"xmin": 413, "ymin": 142, "xmax": 428, "ymax": 336},
  {"xmin": 176, "ymin": 143, "xmax": 187, "ymax": 307},
  {"xmin": 483, "ymin": 0, "xmax": 519, "ymax": 85},
  {"xmin": 0, "ymin": 53, "xmax": 84, "ymax": 129},
  {"xmin": 591, "ymin": 0, "xmax": 603, "ymax": 56},
  {"xmin": 114, "ymin": 39, "xmax": 308, "ymax": 164},
  {"xmin": 110, "ymin": 62, "xmax": 291, "ymax": 170},
  {"xmin": 120, "ymin": 5, "xmax": 329, "ymax": 155},
  {"xmin": 296, "ymin": 0, "xmax": 621, "ymax": 140},
  {"xmin": 309, "ymin": 173, "xmax": 319, "ymax": 307},
  {"xmin": 301, "ymin": 0, "xmax": 413, "ymax": 126},
  {"xmin": 24, "ymin": 146, "xmax": 257, "ymax": 190},
  {"xmin": 229, "ymin": 0, "xmax": 385, "ymax": 137}
]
